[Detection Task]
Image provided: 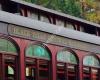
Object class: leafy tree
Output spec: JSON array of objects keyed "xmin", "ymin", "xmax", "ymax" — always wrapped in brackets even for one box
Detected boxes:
[
  {"xmin": 64, "ymin": 0, "xmax": 82, "ymax": 17},
  {"xmin": 45, "ymin": 0, "xmax": 82, "ymax": 17},
  {"xmin": 81, "ymin": 0, "xmax": 100, "ymax": 23},
  {"xmin": 45, "ymin": 0, "xmax": 58, "ymax": 10},
  {"xmin": 56, "ymin": 0, "xmax": 67, "ymax": 12}
]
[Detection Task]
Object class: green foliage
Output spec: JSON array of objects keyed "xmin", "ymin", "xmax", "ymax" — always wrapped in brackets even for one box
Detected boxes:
[
  {"xmin": 56, "ymin": 0, "xmax": 67, "ymax": 12},
  {"xmin": 85, "ymin": 12, "xmax": 100, "ymax": 23},
  {"xmin": 63, "ymin": 0, "xmax": 82, "ymax": 17},
  {"xmin": 44, "ymin": 0, "xmax": 58, "ymax": 10},
  {"xmin": 82, "ymin": 0, "xmax": 100, "ymax": 23},
  {"xmin": 45, "ymin": 0, "xmax": 82, "ymax": 17},
  {"xmin": 85, "ymin": 12, "xmax": 97, "ymax": 22}
]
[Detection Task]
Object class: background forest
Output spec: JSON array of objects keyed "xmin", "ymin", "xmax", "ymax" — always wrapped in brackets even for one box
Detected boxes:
[{"xmin": 23, "ymin": 0, "xmax": 100, "ymax": 24}]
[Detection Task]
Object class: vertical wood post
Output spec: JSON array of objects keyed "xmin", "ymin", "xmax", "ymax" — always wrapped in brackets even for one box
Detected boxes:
[
  {"xmin": 52, "ymin": 52, "xmax": 56, "ymax": 80},
  {"xmin": 36, "ymin": 59, "xmax": 39, "ymax": 80},
  {"xmin": 79, "ymin": 59, "xmax": 83, "ymax": 80},
  {"xmin": 19, "ymin": 39, "xmax": 26, "ymax": 80}
]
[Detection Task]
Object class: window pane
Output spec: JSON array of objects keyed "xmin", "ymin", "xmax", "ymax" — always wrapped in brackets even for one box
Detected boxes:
[
  {"xmin": 57, "ymin": 50, "xmax": 77, "ymax": 64},
  {"xmin": 26, "ymin": 67, "xmax": 34, "ymax": 76},
  {"xmin": 0, "ymin": 38, "xmax": 17, "ymax": 53},
  {"xmin": 56, "ymin": 19, "xmax": 64, "ymax": 27},
  {"xmin": 80, "ymin": 26, "xmax": 84, "ymax": 32},
  {"xmin": 26, "ymin": 67, "xmax": 35, "ymax": 80},
  {"xmin": 40, "ymin": 15, "xmax": 50, "ymax": 23},
  {"xmin": 27, "ymin": 10, "xmax": 38, "ymax": 20},
  {"xmin": 8, "ymin": 66, "xmax": 14, "ymax": 75},
  {"xmin": 65, "ymin": 22, "xmax": 74, "ymax": 30},
  {"xmin": 26, "ymin": 45, "xmax": 50, "ymax": 60}
]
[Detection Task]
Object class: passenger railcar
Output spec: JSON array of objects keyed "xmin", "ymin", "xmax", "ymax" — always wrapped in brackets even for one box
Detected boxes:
[{"xmin": 0, "ymin": 0, "xmax": 100, "ymax": 80}]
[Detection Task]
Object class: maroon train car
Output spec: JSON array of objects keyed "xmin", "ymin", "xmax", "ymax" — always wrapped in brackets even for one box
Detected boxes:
[{"xmin": 0, "ymin": 0, "xmax": 100, "ymax": 80}]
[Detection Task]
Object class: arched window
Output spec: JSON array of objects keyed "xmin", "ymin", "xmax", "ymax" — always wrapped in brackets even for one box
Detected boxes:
[
  {"xmin": 26, "ymin": 44, "xmax": 51, "ymax": 80},
  {"xmin": 83, "ymin": 55, "xmax": 100, "ymax": 80},
  {"xmin": 57, "ymin": 50, "xmax": 77, "ymax": 64},
  {"xmin": 83, "ymin": 55, "xmax": 100, "ymax": 67},
  {"xmin": 57, "ymin": 49, "xmax": 78, "ymax": 80},
  {"xmin": 0, "ymin": 38, "xmax": 17, "ymax": 53},
  {"xmin": 26, "ymin": 44, "xmax": 50, "ymax": 60}
]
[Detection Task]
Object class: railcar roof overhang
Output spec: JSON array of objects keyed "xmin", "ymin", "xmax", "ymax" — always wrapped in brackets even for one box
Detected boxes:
[{"xmin": 10, "ymin": 0, "xmax": 100, "ymax": 28}]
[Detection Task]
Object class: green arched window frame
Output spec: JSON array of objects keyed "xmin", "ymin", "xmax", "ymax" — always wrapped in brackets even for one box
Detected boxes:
[
  {"xmin": 57, "ymin": 50, "xmax": 77, "ymax": 64},
  {"xmin": 0, "ymin": 38, "xmax": 17, "ymax": 53},
  {"xmin": 83, "ymin": 55, "xmax": 100, "ymax": 67},
  {"xmin": 26, "ymin": 44, "xmax": 50, "ymax": 60}
]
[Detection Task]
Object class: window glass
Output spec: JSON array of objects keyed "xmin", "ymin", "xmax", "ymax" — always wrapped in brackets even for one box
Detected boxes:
[
  {"xmin": 27, "ymin": 10, "xmax": 38, "ymax": 20},
  {"xmin": 26, "ymin": 45, "xmax": 50, "ymax": 60},
  {"xmin": 57, "ymin": 50, "xmax": 77, "ymax": 64},
  {"xmin": 26, "ymin": 67, "xmax": 30, "ymax": 76},
  {"xmin": 26, "ymin": 67, "xmax": 35, "ymax": 76},
  {"xmin": 56, "ymin": 19, "xmax": 64, "ymax": 27},
  {"xmin": 8, "ymin": 66, "xmax": 14, "ymax": 75},
  {"xmin": 65, "ymin": 22, "xmax": 74, "ymax": 30},
  {"xmin": 40, "ymin": 15, "xmax": 50, "ymax": 23},
  {"xmin": 80, "ymin": 26, "xmax": 84, "ymax": 32},
  {"xmin": 83, "ymin": 56, "xmax": 100, "ymax": 67},
  {"xmin": 0, "ymin": 38, "xmax": 17, "ymax": 53}
]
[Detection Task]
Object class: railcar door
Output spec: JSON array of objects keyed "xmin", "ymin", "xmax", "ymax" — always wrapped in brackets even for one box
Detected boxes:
[
  {"xmin": 57, "ymin": 49, "xmax": 78, "ymax": 80},
  {"xmin": 26, "ymin": 58, "xmax": 36, "ymax": 80},
  {"xmin": 83, "ymin": 66, "xmax": 90, "ymax": 80},
  {"xmin": 57, "ymin": 62, "xmax": 66, "ymax": 80},
  {"xmin": 83, "ymin": 55, "xmax": 100, "ymax": 80},
  {"xmin": 57, "ymin": 62, "xmax": 78, "ymax": 80},
  {"xmin": 26, "ymin": 58, "xmax": 50, "ymax": 80},
  {"xmin": 68, "ymin": 64, "xmax": 78, "ymax": 80},
  {"xmin": 39, "ymin": 59, "xmax": 50, "ymax": 80},
  {"xmin": 91, "ymin": 68, "xmax": 98, "ymax": 80},
  {"xmin": 25, "ymin": 44, "xmax": 51, "ymax": 80},
  {"xmin": 4, "ymin": 55, "xmax": 18, "ymax": 80}
]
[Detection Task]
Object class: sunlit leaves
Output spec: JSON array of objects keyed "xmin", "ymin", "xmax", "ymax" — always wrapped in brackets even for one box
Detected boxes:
[{"xmin": 82, "ymin": 0, "xmax": 100, "ymax": 23}]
